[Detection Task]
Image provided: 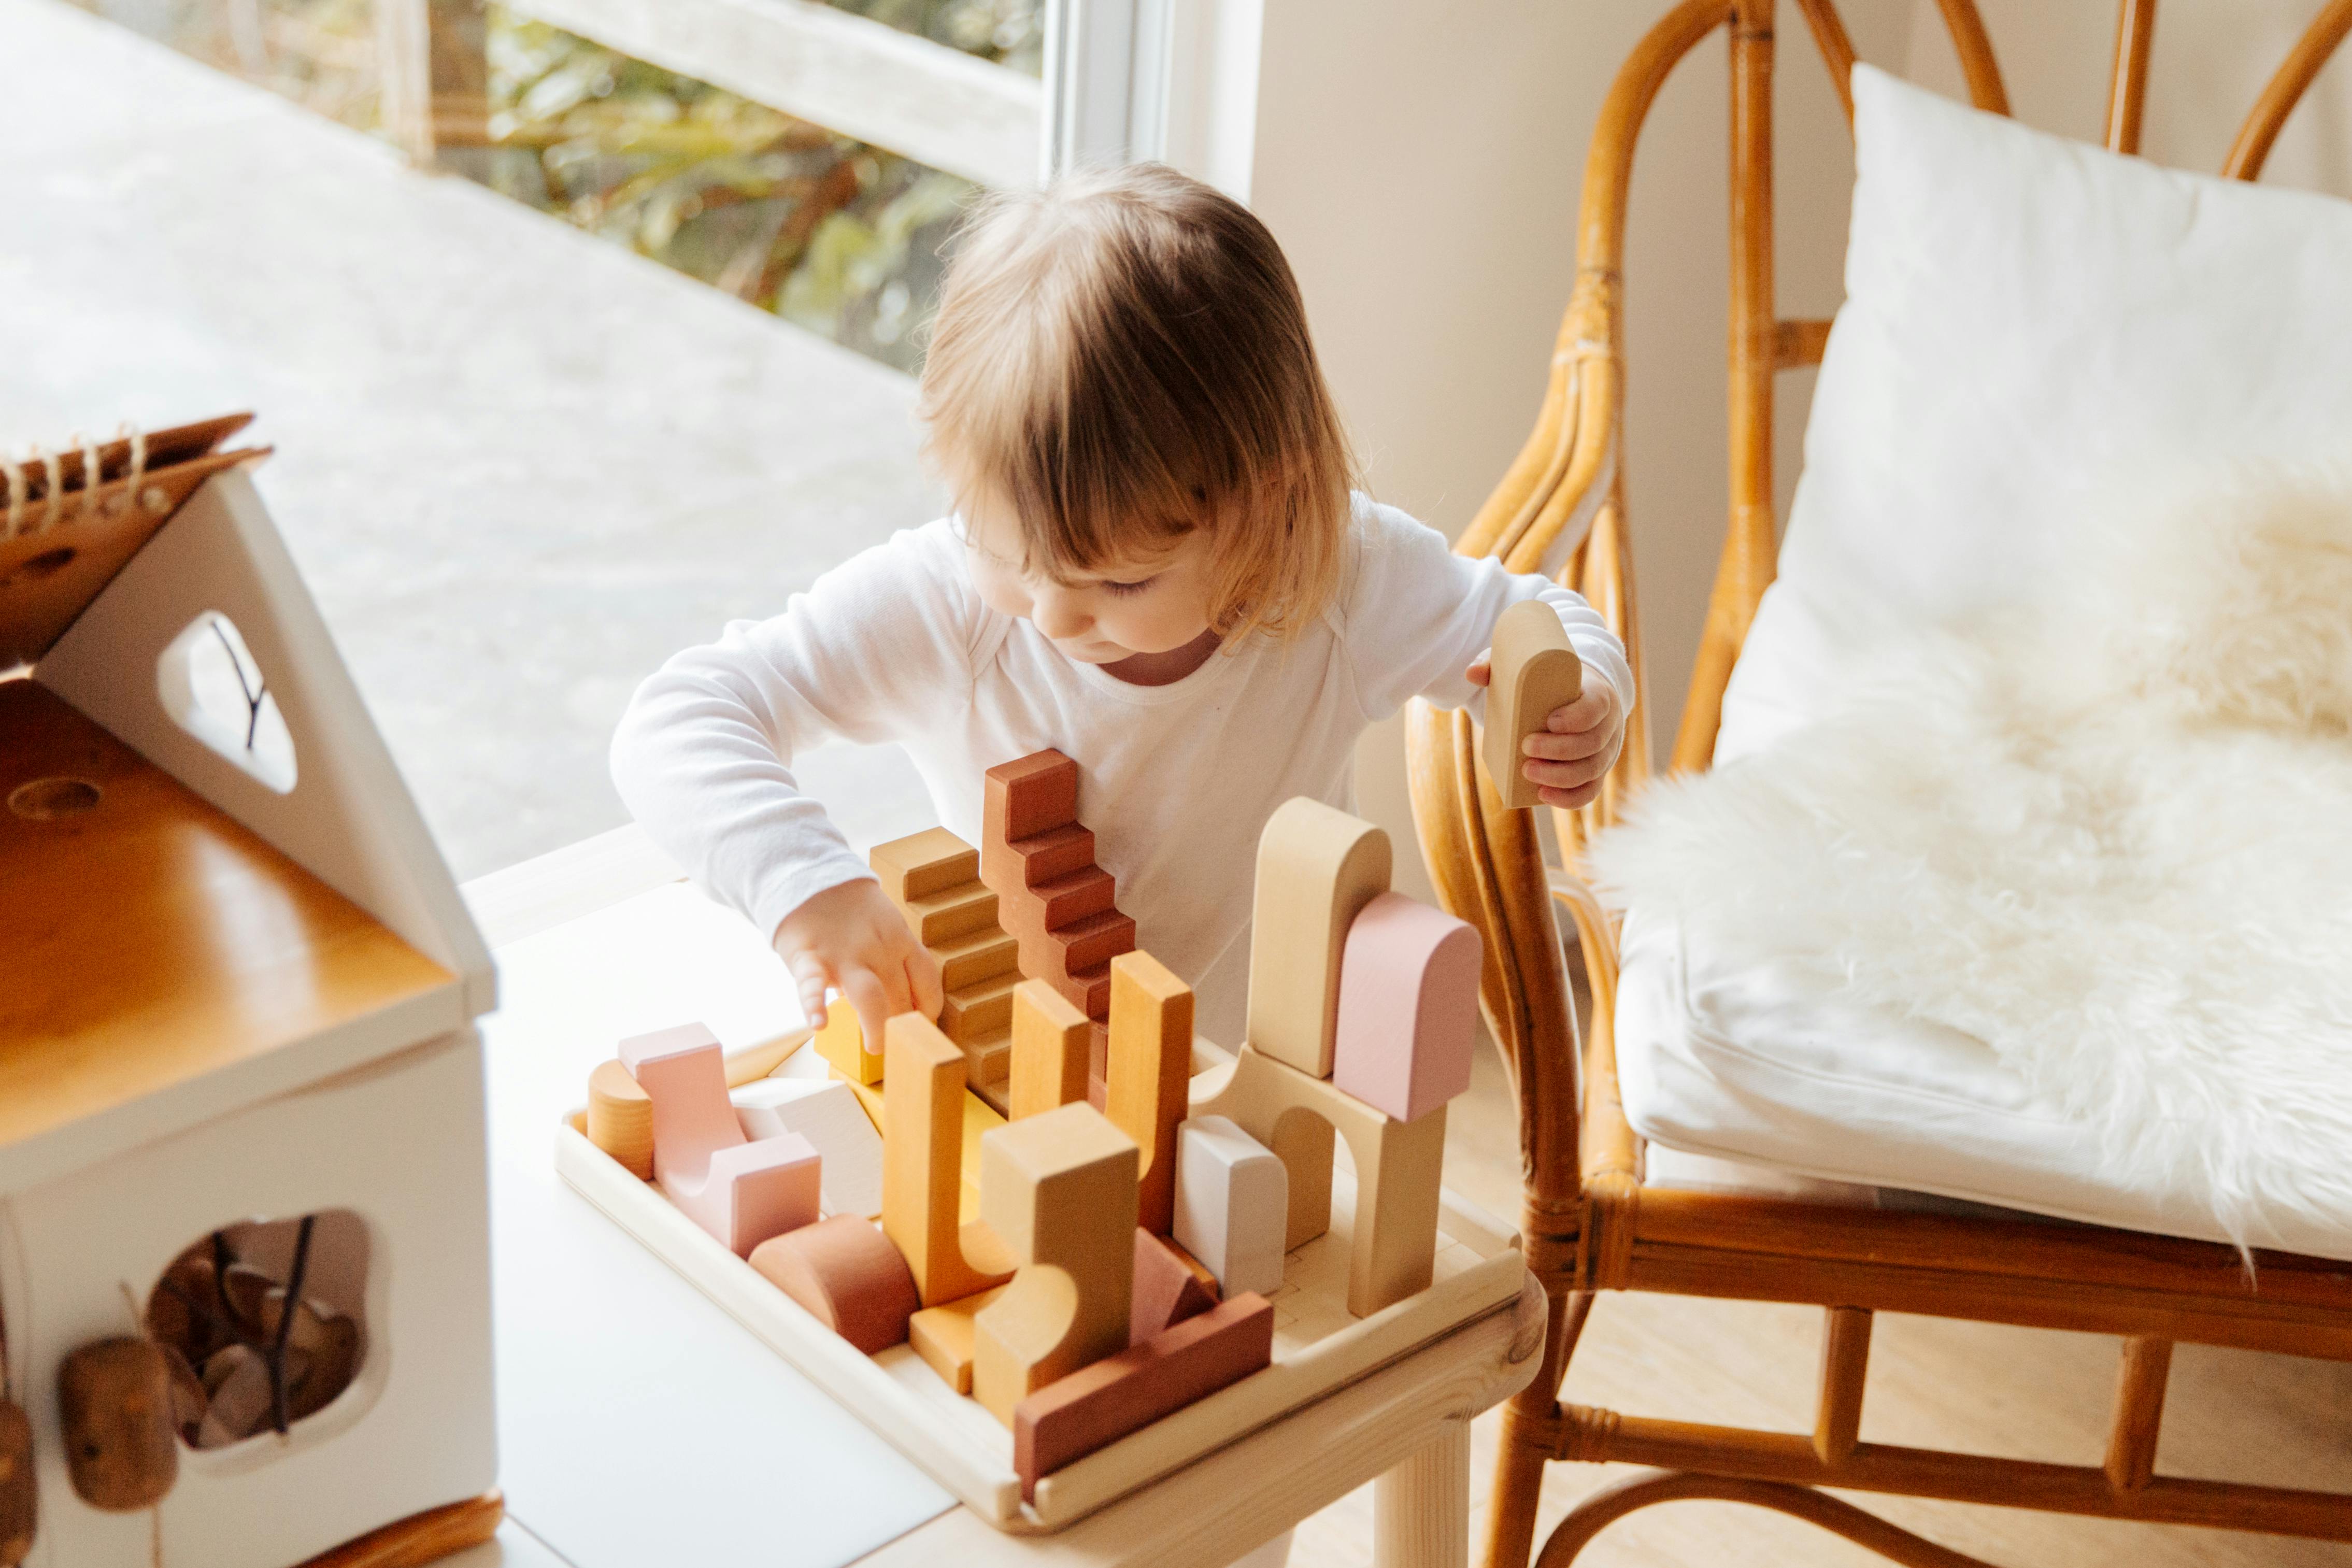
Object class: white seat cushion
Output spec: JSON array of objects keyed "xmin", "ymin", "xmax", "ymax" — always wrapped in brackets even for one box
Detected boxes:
[{"xmin": 1617, "ymin": 65, "xmax": 2352, "ymax": 1259}]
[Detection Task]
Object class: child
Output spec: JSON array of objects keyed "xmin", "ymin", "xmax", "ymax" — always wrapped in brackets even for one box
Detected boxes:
[{"xmin": 611, "ymin": 163, "xmax": 1631, "ymax": 1050}]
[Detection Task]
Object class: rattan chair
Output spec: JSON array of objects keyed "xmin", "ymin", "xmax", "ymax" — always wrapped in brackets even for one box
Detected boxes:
[{"xmin": 1403, "ymin": 2, "xmax": 2352, "ymax": 1563}]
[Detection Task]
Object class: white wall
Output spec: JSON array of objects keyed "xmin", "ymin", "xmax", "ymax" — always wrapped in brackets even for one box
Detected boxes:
[{"xmin": 1237, "ymin": 0, "xmax": 1907, "ymax": 894}]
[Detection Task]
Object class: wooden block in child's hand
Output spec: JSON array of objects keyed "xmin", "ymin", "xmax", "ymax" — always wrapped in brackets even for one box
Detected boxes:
[
  {"xmin": 1173, "ymin": 1115, "xmax": 1289, "ymax": 1299},
  {"xmin": 1013, "ymin": 1294, "xmax": 1275, "ymax": 1499},
  {"xmin": 906, "ymin": 1285, "xmax": 1007, "ymax": 1394},
  {"xmin": 1483, "ymin": 598, "xmax": 1584, "ymax": 810},
  {"xmin": 814, "ymin": 995, "xmax": 882, "ymax": 1085},
  {"xmin": 749, "ymin": 1215, "xmax": 920, "ymax": 1354},
  {"xmin": 1246, "ymin": 799, "xmax": 1392, "ymax": 1079},
  {"xmin": 1131, "ymin": 1229, "xmax": 1217, "ymax": 1345},
  {"xmin": 1331, "ymin": 892, "xmax": 1483, "ymax": 1124}
]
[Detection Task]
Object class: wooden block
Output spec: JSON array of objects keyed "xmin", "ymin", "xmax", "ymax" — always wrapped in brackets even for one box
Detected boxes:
[
  {"xmin": 586, "ymin": 1058, "xmax": 654, "ymax": 1180},
  {"xmin": 973, "ymin": 1103, "xmax": 1139, "ymax": 1424},
  {"xmin": 840, "ymin": 1072, "xmax": 885, "ymax": 1135},
  {"xmin": 940, "ymin": 971, "xmax": 1020, "ymax": 1042},
  {"xmin": 935, "ymin": 925, "xmax": 1021, "ymax": 990},
  {"xmin": 962, "ymin": 1028, "xmax": 1012, "ymax": 1090},
  {"xmin": 994, "ymin": 821, "xmax": 1096, "ymax": 889},
  {"xmin": 1159, "ymin": 1234, "xmax": 1224, "ymax": 1299},
  {"xmin": 56, "ymin": 1338, "xmax": 177, "ymax": 1510},
  {"xmin": 907, "ymin": 1285, "xmax": 1008, "ymax": 1394},
  {"xmin": 1107, "ymin": 951, "xmax": 1193, "ymax": 1235},
  {"xmin": 1174, "ymin": 1115, "xmax": 1289, "ymax": 1299},
  {"xmin": 899, "ymin": 877, "xmax": 1001, "ymax": 945},
  {"xmin": 1042, "ymin": 907, "xmax": 1137, "ymax": 976},
  {"xmin": 749, "ymin": 1215, "xmax": 920, "ymax": 1353},
  {"xmin": 1482, "ymin": 597, "xmax": 1584, "ymax": 810},
  {"xmin": 1192, "ymin": 1046, "xmax": 1448, "ymax": 1317},
  {"xmin": 1013, "ymin": 1294, "xmax": 1275, "ymax": 1498},
  {"xmin": 1331, "ymin": 892, "xmax": 1484, "ymax": 1123},
  {"xmin": 623, "ymin": 1023, "xmax": 823, "ymax": 1255},
  {"xmin": 997, "ymin": 864, "xmax": 1117, "ymax": 945},
  {"xmin": 813, "ymin": 994, "xmax": 883, "ymax": 1085},
  {"xmin": 0, "ymin": 1396, "xmax": 31, "ymax": 1566},
  {"xmin": 872, "ymin": 826, "xmax": 979, "ymax": 905},
  {"xmin": 1246, "ymin": 799, "xmax": 1392, "ymax": 1079},
  {"xmin": 1131, "ymin": 1228, "xmax": 1218, "ymax": 1345},
  {"xmin": 1010, "ymin": 979, "xmax": 1091, "ymax": 1119},
  {"xmin": 1056, "ymin": 963, "xmax": 1116, "ymax": 1021},
  {"xmin": 983, "ymin": 750, "xmax": 1080, "ymax": 859},
  {"xmin": 733, "ymin": 1077, "xmax": 885, "ymax": 1218},
  {"xmin": 882, "ymin": 1014, "xmax": 1016, "ymax": 1306}
]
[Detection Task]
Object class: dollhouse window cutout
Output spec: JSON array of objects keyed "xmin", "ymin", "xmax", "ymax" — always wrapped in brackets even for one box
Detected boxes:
[
  {"xmin": 145, "ymin": 1211, "xmax": 370, "ymax": 1452},
  {"xmin": 156, "ymin": 610, "xmax": 297, "ymax": 793}
]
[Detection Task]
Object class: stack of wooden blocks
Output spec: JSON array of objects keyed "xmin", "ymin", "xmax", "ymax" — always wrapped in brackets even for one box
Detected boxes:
[{"xmin": 580, "ymin": 746, "xmax": 1498, "ymax": 1497}]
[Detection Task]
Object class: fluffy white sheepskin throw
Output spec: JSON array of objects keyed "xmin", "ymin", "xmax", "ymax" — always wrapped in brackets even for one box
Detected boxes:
[{"xmin": 1588, "ymin": 461, "xmax": 2352, "ymax": 1251}]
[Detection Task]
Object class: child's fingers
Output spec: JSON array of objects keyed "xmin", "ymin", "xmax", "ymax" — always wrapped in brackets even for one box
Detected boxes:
[
  {"xmin": 1521, "ymin": 752, "xmax": 1610, "ymax": 792},
  {"xmin": 1543, "ymin": 687, "xmax": 1613, "ymax": 735},
  {"xmin": 782, "ymin": 949, "xmax": 835, "ymax": 1032},
  {"xmin": 1464, "ymin": 656, "xmax": 1492, "ymax": 687},
  {"xmin": 1521, "ymin": 726, "xmax": 1612, "ymax": 764},
  {"xmin": 905, "ymin": 942, "xmax": 944, "ymax": 1022},
  {"xmin": 1538, "ymin": 778, "xmax": 1605, "ymax": 810},
  {"xmin": 838, "ymin": 966, "xmax": 895, "ymax": 1058}
]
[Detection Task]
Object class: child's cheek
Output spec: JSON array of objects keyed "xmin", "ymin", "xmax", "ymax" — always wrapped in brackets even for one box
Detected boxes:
[{"xmin": 966, "ymin": 554, "xmax": 1032, "ymax": 622}]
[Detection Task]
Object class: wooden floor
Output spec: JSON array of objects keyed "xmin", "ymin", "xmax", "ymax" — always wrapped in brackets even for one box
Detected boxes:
[{"xmin": 1287, "ymin": 1041, "xmax": 2352, "ymax": 1567}]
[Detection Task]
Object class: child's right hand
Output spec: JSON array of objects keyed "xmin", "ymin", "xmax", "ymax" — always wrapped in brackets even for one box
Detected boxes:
[{"xmin": 773, "ymin": 879, "xmax": 943, "ymax": 1053}]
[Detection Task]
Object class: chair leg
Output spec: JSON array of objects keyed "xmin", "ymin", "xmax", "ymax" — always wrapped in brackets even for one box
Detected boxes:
[{"xmin": 1480, "ymin": 1289, "xmax": 1595, "ymax": 1568}]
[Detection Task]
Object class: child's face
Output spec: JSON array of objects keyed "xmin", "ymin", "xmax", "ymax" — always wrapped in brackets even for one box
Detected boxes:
[{"xmin": 961, "ymin": 500, "xmax": 1219, "ymax": 665}]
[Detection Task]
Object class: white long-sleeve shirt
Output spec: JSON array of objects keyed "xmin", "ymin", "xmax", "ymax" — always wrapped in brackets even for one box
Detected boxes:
[{"xmin": 610, "ymin": 495, "xmax": 1631, "ymax": 1036}]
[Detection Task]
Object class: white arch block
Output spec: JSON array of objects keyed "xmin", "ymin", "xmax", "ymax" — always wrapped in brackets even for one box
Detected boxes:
[{"xmin": 1172, "ymin": 1115, "xmax": 1288, "ymax": 1299}]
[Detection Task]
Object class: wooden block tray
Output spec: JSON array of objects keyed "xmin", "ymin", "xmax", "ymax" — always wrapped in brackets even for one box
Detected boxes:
[{"xmin": 556, "ymin": 1114, "xmax": 1524, "ymax": 1531}]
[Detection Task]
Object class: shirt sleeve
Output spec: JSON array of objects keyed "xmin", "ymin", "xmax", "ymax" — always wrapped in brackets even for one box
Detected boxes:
[
  {"xmin": 609, "ymin": 519, "xmax": 986, "ymax": 941},
  {"xmin": 1340, "ymin": 498, "xmax": 1635, "ymax": 725}
]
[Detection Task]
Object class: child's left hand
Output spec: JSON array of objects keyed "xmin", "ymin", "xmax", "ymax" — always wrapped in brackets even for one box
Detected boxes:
[{"xmin": 1464, "ymin": 654, "xmax": 1626, "ymax": 810}]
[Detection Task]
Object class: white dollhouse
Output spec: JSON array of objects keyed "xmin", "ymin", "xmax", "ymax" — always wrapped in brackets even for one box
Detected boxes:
[{"xmin": 0, "ymin": 417, "xmax": 497, "ymax": 1566}]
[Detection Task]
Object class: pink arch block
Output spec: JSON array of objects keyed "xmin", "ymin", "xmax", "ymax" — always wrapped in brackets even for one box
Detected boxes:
[
  {"xmin": 1330, "ymin": 893, "xmax": 1482, "ymax": 1124},
  {"xmin": 620, "ymin": 1022, "xmax": 821, "ymax": 1255}
]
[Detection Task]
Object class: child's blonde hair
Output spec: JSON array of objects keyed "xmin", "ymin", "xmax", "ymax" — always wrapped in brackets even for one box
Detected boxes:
[{"xmin": 919, "ymin": 163, "xmax": 1356, "ymax": 643}]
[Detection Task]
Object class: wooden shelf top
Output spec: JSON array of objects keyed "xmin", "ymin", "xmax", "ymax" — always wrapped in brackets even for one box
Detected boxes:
[{"xmin": 0, "ymin": 679, "xmax": 452, "ymax": 1151}]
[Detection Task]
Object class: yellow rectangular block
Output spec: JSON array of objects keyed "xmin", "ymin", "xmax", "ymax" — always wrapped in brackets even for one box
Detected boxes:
[
  {"xmin": 1010, "ymin": 979, "xmax": 1090, "ymax": 1121},
  {"xmin": 813, "ymin": 995, "xmax": 882, "ymax": 1085},
  {"xmin": 907, "ymin": 1285, "xmax": 1008, "ymax": 1395}
]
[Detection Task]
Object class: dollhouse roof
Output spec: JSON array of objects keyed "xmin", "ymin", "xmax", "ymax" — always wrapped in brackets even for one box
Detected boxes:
[{"xmin": 0, "ymin": 415, "xmax": 492, "ymax": 1192}]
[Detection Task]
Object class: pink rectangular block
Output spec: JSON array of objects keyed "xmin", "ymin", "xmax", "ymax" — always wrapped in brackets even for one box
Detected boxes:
[
  {"xmin": 1330, "ymin": 892, "xmax": 1483, "ymax": 1123},
  {"xmin": 622, "ymin": 1021, "xmax": 824, "ymax": 1255}
]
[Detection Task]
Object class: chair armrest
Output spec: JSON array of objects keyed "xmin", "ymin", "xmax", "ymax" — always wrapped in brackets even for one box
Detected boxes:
[{"xmin": 1548, "ymin": 869, "xmax": 1640, "ymax": 1190}]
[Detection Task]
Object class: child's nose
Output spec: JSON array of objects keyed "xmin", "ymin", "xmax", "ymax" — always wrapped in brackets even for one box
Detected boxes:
[{"xmin": 1032, "ymin": 588, "xmax": 1091, "ymax": 640}]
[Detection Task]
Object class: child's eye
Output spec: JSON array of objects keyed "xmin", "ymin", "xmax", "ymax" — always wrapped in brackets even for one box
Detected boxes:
[{"xmin": 1099, "ymin": 576, "xmax": 1157, "ymax": 598}]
